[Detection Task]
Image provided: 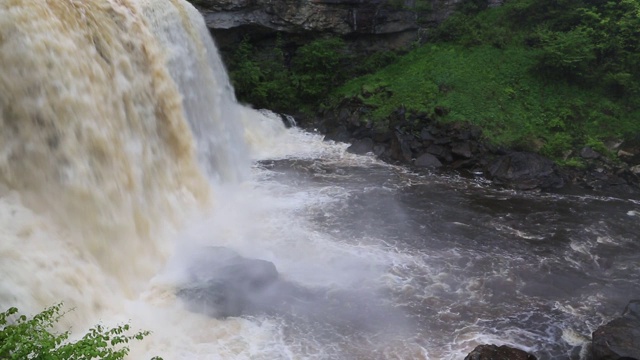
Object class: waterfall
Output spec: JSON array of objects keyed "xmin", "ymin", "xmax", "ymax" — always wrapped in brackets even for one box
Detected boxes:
[{"xmin": 0, "ymin": 0, "xmax": 284, "ymax": 330}]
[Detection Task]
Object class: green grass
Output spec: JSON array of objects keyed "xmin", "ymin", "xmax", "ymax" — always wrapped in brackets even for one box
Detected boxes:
[
  {"xmin": 330, "ymin": 0, "xmax": 640, "ymax": 164},
  {"xmin": 333, "ymin": 42, "xmax": 640, "ymax": 160},
  {"xmin": 220, "ymin": 0, "xmax": 640, "ymax": 166}
]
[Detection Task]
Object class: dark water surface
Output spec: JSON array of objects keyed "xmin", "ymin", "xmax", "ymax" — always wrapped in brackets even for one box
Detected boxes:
[{"xmin": 255, "ymin": 156, "xmax": 640, "ymax": 359}]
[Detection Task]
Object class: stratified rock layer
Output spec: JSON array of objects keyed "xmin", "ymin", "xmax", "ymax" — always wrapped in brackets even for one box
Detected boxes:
[{"xmin": 193, "ymin": 0, "xmax": 502, "ymax": 51}]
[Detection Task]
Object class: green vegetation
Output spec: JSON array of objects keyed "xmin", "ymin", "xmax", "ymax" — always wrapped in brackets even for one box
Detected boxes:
[
  {"xmin": 0, "ymin": 304, "xmax": 160, "ymax": 360},
  {"xmin": 227, "ymin": 36, "xmax": 398, "ymax": 113},
  {"xmin": 224, "ymin": 0, "xmax": 639, "ymax": 165},
  {"xmin": 228, "ymin": 36, "xmax": 350, "ymax": 112},
  {"xmin": 330, "ymin": 0, "xmax": 640, "ymax": 164},
  {"xmin": 334, "ymin": 43, "xmax": 639, "ymax": 160}
]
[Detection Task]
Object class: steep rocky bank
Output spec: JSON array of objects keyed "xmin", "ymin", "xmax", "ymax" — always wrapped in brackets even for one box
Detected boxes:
[
  {"xmin": 297, "ymin": 99, "xmax": 640, "ymax": 198},
  {"xmin": 191, "ymin": 0, "xmax": 640, "ymax": 198}
]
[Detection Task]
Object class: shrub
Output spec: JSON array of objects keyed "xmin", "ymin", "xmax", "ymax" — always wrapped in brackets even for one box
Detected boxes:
[
  {"xmin": 227, "ymin": 36, "xmax": 350, "ymax": 112},
  {"xmin": 291, "ymin": 37, "xmax": 349, "ymax": 102},
  {"xmin": 0, "ymin": 304, "xmax": 161, "ymax": 360},
  {"xmin": 533, "ymin": 26, "xmax": 596, "ymax": 80}
]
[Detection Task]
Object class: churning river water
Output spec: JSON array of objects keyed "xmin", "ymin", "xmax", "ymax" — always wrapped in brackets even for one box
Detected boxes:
[
  {"xmin": 0, "ymin": 1, "xmax": 638, "ymax": 359},
  {"xmin": 238, "ymin": 128, "xmax": 640, "ymax": 360}
]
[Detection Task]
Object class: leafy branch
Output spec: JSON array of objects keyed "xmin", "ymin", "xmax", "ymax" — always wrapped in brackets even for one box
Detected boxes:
[{"xmin": 0, "ymin": 304, "xmax": 162, "ymax": 360}]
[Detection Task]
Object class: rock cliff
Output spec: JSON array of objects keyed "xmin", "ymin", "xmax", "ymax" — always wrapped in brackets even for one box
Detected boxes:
[{"xmin": 193, "ymin": 0, "xmax": 502, "ymax": 50}]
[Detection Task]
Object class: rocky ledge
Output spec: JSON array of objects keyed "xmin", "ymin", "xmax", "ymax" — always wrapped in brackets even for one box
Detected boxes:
[
  {"xmin": 193, "ymin": 0, "xmax": 503, "ymax": 52},
  {"xmin": 299, "ymin": 98, "xmax": 640, "ymax": 198},
  {"xmin": 197, "ymin": 0, "xmax": 416, "ymax": 35},
  {"xmin": 195, "ymin": 0, "xmax": 416, "ymax": 51}
]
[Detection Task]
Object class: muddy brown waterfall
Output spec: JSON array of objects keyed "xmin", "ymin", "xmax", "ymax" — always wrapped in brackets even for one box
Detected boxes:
[{"xmin": 0, "ymin": 0, "xmax": 270, "ymax": 341}]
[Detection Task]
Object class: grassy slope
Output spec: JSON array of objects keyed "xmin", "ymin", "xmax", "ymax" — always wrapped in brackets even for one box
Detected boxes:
[{"xmin": 332, "ymin": 7, "xmax": 640, "ymax": 165}]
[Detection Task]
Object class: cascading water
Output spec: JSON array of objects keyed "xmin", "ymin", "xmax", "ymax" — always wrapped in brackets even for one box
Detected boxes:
[
  {"xmin": 2, "ymin": 1, "xmax": 640, "ymax": 359},
  {"xmin": 0, "ymin": 0, "xmax": 214, "ymax": 321},
  {"xmin": 1, "ymin": 0, "xmax": 401, "ymax": 357},
  {"xmin": 0, "ymin": 0, "xmax": 280, "ymax": 347}
]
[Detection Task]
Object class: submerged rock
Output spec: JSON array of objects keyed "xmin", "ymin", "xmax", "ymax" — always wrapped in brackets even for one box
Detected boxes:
[
  {"xmin": 464, "ymin": 344, "xmax": 537, "ymax": 360},
  {"xmin": 176, "ymin": 246, "xmax": 411, "ymax": 337},
  {"xmin": 592, "ymin": 299, "xmax": 640, "ymax": 360},
  {"xmin": 177, "ymin": 247, "xmax": 279, "ymax": 318}
]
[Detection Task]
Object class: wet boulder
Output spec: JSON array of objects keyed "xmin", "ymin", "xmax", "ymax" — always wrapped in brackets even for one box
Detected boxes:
[
  {"xmin": 451, "ymin": 141, "xmax": 473, "ymax": 159},
  {"xmin": 175, "ymin": 246, "xmax": 409, "ymax": 335},
  {"xmin": 414, "ymin": 153, "xmax": 442, "ymax": 168},
  {"xmin": 177, "ymin": 247, "xmax": 279, "ymax": 318},
  {"xmin": 464, "ymin": 344, "xmax": 537, "ymax": 360},
  {"xmin": 426, "ymin": 144, "xmax": 453, "ymax": 162},
  {"xmin": 347, "ymin": 137, "xmax": 374, "ymax": 155},
  {"xmin": 325, "ymin": 125, "xmax": 351, "ymax": 143},
  {"xmin": 485, "ymin": 152, "xmax": 564, "ymax": 190},
  {"xmin": 592, "ymin": 300, "xmax": 640, "ymax": 360},
  {"xmin": 390, "ymin": 131, "xmax": 413, "ymax": 162}
]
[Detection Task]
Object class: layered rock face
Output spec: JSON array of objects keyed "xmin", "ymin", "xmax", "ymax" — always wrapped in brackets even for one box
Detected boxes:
[
  {"xmin": 193, "ymin": 0, "xmax": 502, "ymax": 50},
  {"xmin": 199, "ymin": 0, "xmax": 414, "ymax": 35}
]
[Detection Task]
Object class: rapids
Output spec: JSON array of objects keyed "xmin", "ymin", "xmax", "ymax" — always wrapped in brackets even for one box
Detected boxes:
[{"xmin": 1, "ymin": 0, "xmax": 639, "ymax": 359}]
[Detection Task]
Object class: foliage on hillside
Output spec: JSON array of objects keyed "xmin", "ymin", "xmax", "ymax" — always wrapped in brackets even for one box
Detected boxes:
[
  {"xmin": 226, "ymin": 36, "xmax": 397, "ymax": 113},
  {"xmin": 0, "ymin": 304, "xmax": 160, "ymax": 360},
  {"xmin": 332, "ymin": 0, "xmax": 640, "ymax": 164},
  {"xmin": 221, "ymin": 0, "xmax": 639, "ymax": 164}
]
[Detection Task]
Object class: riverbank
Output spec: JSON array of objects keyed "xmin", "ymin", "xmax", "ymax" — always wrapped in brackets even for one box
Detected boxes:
[
  {"xmin": 212, "ymin": 0, "xmax": 640, "ymax": 199},
  {"xmin": 293, "ymin": 99, "xmax": 640, "ymax": 199}
]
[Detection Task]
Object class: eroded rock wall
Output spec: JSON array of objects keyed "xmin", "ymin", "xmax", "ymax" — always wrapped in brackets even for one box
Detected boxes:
[{"xmin": 192, "ymin": 0, "xmax": 505, "ymax": 51}]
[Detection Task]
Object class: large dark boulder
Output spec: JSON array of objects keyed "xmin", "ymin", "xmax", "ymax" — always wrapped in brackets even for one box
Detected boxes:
[
  {"xmin": 414, "ymin": 153, "xmax": 442, "ymax": 168},
  {"xmin": 177, "ymin": 247, "xmax": 279, "ymax": 318},
  {"xmin": 464, "ymin": 344, "xmax": 537, "ymax": 360},
  {"xmin": 325, "ymin": 125, "xmax": 351, "ymax": 143},
  {"xmin": 592, "ymin": 300, "xmax": 640, "ymax": 360},
  {"xmin": 451, "ymin": 141, "xmax": 473, "ymax": 158},
  {"xmin": 175, "ymin": 247, "xmax": 411, "ymax": 335},
  {"xmin": 426, "ymin": 144, "xmax": 453, "ymax": 162},
  {"xmin": 485, "ymin": 152, "xmax": 564, "ymax": 190},
  {"xmin": 347, "ymin": 137, "xmax": 374, "ymax": 155}
]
